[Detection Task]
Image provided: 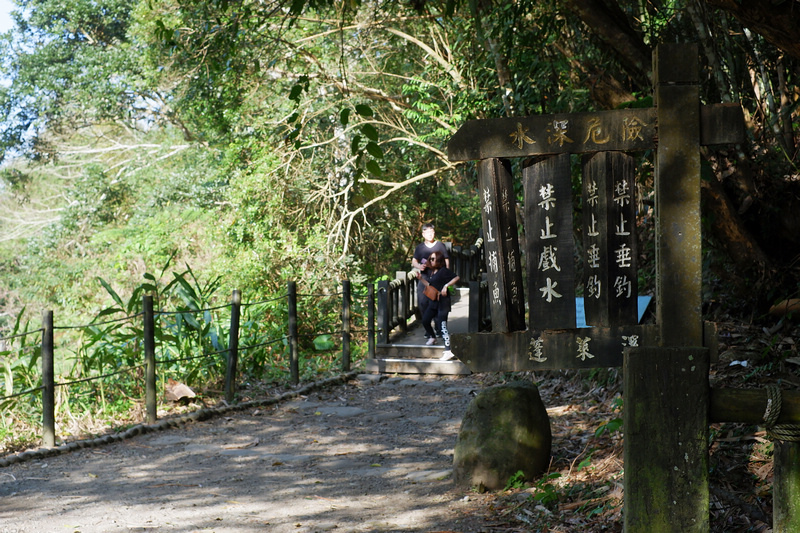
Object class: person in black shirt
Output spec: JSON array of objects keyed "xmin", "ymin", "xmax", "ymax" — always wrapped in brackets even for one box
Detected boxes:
[
  {"xmin": 416, "ymin": 251, "xmax": 459, "ymax": 360},
  {"xmin": 411, "ymin": 223, "xmax": 449, "ymax": 338}
]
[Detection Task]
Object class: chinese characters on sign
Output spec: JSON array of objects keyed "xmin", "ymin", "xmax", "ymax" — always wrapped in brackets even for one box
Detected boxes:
[
  {"xmin": 477, "ymin": 158, "xmax": 526, "ymax": 333},
  {"xmin": 526, "ymin": 330, "xmax": 647, "ymax": 366},
  {"xmin": 524, "ymin": 153, "xmax": 576, "ymax": 330},
  {"xmin": 582, "ymin": 151, "xmax": 638, "ymax": 327},
  {"xmin": 508, "ymin": 113, "xmax": 651, "ymax": 153}
]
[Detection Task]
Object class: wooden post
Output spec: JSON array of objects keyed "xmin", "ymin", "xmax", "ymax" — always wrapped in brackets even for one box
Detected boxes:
[
  {"xmin": 654, "ymin": 43, "xmax": 703, "ymax": 346},
  {"xmin": 225, "ymin": 289, "xmax": 241, "ymax": 403},
  {"xmin": 774, "ymin": 441, "xmax": 800, "ymax": 532},
  {"xmin": 341, "ymin": 280, "xmax": 351, "ymax": 372},
  {"xmin": 41, "ymin": 310, "xmax": 55, "ymax": 447},
  {"xmin": 582, "ymin": 151, "xmax": 638, "ymax": 327},
  {"xmin": 624, "ymin": 346, "xmax": 710, "ymax": 532},
  {"xmin": 143, "ymin": 295, "xmax": 156, "ymax": 424},
  {"xmin": 477, "ymin": 158, "xmax": 525, "ymax": 333},
  {"xmin": 396, "ymin": 271, "xmax": 409, "ymax": 332},
  {"xmin": 377, "ymin": 280, "xmax": 389, "ymax": 344},
  {"xmin": 287, "ymin": 281, "xmax": 299, "ymax": 386},
  {"xmin": 524, "ymin": 153, "xmax": 576, "ymax": 330},
  {"xmin": 367, "ymin": 283, "xmax": 376, "ymax": 359}
]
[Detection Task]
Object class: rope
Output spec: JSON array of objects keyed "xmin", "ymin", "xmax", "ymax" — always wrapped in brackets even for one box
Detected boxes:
[{"xmin": 763, "ymin": 385, "xmax": 800, "ymax": 442}]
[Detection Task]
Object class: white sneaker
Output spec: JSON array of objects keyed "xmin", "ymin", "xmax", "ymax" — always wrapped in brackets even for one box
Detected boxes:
[
  {"xmin": 440, "ymin": 350, "xmax": 455, "ymax": 361},
  {"xmin": 426, "ymin": 337, "xmax": 436, "ymax": 345}
]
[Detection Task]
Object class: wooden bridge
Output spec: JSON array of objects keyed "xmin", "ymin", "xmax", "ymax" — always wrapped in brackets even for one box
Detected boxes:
[{"xmin": 367, "ymin": 286, "xmax": 473, "ymax": 375}]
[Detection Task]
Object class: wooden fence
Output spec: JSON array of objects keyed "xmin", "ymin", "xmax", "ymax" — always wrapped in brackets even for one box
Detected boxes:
[
  {"xmin": 1, "ymin": 280, "xmax": 372, "ymax": 450},
  {"xmin": 3, "ymin": 236, "xmax": 486, "ymax": 455}
]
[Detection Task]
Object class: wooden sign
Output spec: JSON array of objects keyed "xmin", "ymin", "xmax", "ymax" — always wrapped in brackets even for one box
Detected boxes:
[
  {"xmin": 582, "ymin": 152, "xmax": 638, "ymax": 326},
  {"xmin": 448, "ymin": 47, "xmax": 746, "ymax": 372},
  {"xmin": 478, "ymin": 158, "xmax": 525, "ymax": 333},
  {"xmin": 451, "ymin": 325, "xmax": 660, "ymax": 371},
  {"xmin": 447, "ymin": 104, "xmax": 744, "ymax": 161},
  {"xmin": 523, "ymin": 154, "xmax": 576, "ymax": 329},
  {"xmin": 447, "ymin": 45, "xmax": 749, "ymax": 533},
  {"xmin": 449, "ymin": 109, "xmax": 656, "ymax": 161}
]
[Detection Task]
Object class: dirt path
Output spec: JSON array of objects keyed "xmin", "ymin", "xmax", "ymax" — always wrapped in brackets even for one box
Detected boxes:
[{"xmin": 1, "ymin": 373, "xmax": 496, "ymax": 533}]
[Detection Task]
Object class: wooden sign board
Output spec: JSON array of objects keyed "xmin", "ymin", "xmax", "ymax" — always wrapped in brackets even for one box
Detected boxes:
[
  {"xmin": 582, "ymin": 151, "xmax": 638, "ymax": 327},
  {"xmin": 477, "ymin": 158, "xmax": 526, "ymax": 333},
  {"xmin": 449, "ymin": 108, "xmax": 656, "ymax": 162},
  {"xmin": 447, "ymin": 104, "xmax": 744, "ymax": 162},
  {"xmin": 451, "ymin": 325, "xmax": 660, "ymax": 371},
  {"xmin": 448, "ymin": 64, "xmax": 745, "ymax": 372},
  {"xmin": 523, "ymin": 154, "xmax": 576, "ymax": 329},
  {"xmin": 451, "ymin": 320, "xmax": 718, "ymax": 371}
]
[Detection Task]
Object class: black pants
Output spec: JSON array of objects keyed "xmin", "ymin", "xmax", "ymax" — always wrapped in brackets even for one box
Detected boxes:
[{"xmin": 421, "ymin": 301, "xmax": 450, "ymax": 349}]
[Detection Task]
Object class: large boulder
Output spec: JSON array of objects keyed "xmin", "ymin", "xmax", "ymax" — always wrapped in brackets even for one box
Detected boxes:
[{"xmin": 453, "ymin": 380, "xmax": 551, "ymax": 491}]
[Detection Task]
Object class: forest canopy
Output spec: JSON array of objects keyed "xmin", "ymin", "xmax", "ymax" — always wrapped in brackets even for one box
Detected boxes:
[{"xmin": 0, "ymin": 0, "xmax": 798, "ymax": 326}]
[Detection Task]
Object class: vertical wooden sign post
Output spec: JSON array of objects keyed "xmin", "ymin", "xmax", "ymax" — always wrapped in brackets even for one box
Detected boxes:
[
  {"xmin": 582, "ymin": 152, "xmax": 638, "ymax": 327},
  {"xmin": 524, "ymin": 154, "xmax": 576, "ymax": 330},
  {"xmin": 478, "ymin": 158, "xmax": 525, "ymax": 333},
  {"xmin": 447, "ymin": 43, "xmax": 746, "ymax": 532},
  {"xmin": 623, "ymin": 43, "xmax": 710, "ymax": 533}
]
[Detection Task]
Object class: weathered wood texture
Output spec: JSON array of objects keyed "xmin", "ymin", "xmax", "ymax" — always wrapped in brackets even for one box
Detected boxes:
[
  {"xmin": 774, "ymin": 441, "xmax": 800, "ymax": 533},
  {"xmin": 451, "ymin": 325, "xmax": 659, "ymax": 371},
  {"xmin": 447, "ymin": 104, "xmax": 744, "ymax": 161},
  {"xmin": 624, "ymin": 346, "xmax": 710, "ymax": 532},
  {"xmin": 710, "ymin": 388, "xmax": 800, "ymax": 424},
  {"xmin": 523, "ymin": 154, "xmax": 576, "ymax": 330},
  {"xmin": 477, "ymin": 158, "xmax": 525, "ymax": 333},
  {"xmin": 654, "ymin": 43, "xmax": 703, "ymax": 346},
  {"xmin": 582, "ymin": 151, "xmax": 638, "ymax": 327}
]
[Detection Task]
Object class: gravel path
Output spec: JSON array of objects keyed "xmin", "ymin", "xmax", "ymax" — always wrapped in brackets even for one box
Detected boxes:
[{"xmin": 1, "ymin": 373, "xmax": 496, "ymax": 533}]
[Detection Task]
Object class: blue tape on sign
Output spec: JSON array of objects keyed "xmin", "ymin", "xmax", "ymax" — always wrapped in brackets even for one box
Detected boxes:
[{"xmin": 575, "ymin": 296, "xmax": 652, "ymax": 328}]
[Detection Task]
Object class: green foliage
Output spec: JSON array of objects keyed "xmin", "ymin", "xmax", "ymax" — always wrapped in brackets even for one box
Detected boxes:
[
  {"xmin": 504, "ymin": 469, "xmax": 527, "ymax": 490},
  {"xmin": 0, "ymin": 0, "xmax": 153, "ymax": 164},
  {"xmin": 531, "ymin": 472, "xmax": 563, "ymax": 508},
  {"xmin": 1, "ymin": 0, "xmax": 798, "ymax": 452},
  {"xmin": 1, "ymin": 262, "xmax": 371, "ymax": 452},
  {"xmin": 595, "ymin": 417, "xmax": 623, "ymax": 437},
  {"xmin": 595, "ymin": 397, "xmax": 624, "ymax": 437},
  {"xmin": 0, "ymin": 308, "xmax": 41, "ymax": 401}
]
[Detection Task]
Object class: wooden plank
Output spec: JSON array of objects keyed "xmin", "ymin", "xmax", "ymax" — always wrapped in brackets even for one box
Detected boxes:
[
  {"xmin": 449, "ymin": 108, "xmax": 656, "ymax": 161},
  {"xmin": 365, "ymin": 358, "xmax": 471, "ymax": 375},
  {"xmin": 523, "ymin": 154, "xmax": 576, "ymax": 329},
  {"xmin": 710, "ymin": 388, "xmax": 800, "ymax": 424},
  {"xmin": 451, "ymin": 325, "xmax": 659, "ymax": 371},
  {"xmin": 624, "ymin": 346, "xmax": 710, "ymax": 532},
  {"xmin": 478, "ymin": 158, "xmax": 525, "ymax": 332},
  {"xmin": 448, "ymin": 105, "xmax": 744, "ymax": 162},
  {"xmin": 582, "ymin": 152, "xmax": 638, "ymax": 327},
  {"xmin": 654, "ymin": 43, "xmax": 703, "ymax": 346}
]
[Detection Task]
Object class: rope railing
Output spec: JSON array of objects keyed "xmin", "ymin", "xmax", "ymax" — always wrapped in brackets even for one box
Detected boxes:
[
  {"xmin": 0, "ymin": 328, "xmax": 44, "ymax": 343},
  {"xmin": 2, "ymin": 245, "xmax": 472, "ymax": 453},
  {"xmin": 240, "ymin": 294, "xmax": 288, "ymax": 307},
  {"xmin": 56, "ymin": 365, "xmax": 145, "ymax": 389},
  {"xmin": 54, "ymin": 313, "xmax": 142, "ymax": 330},
  {"xmin": 0, "ymin": 279, "xmax": 376, "ymax": 451}
]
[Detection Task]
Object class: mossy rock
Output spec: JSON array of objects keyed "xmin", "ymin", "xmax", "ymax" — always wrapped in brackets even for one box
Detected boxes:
[{"xmin": 453, "ymin": 380, "xmax": 551, "ymax": 491}]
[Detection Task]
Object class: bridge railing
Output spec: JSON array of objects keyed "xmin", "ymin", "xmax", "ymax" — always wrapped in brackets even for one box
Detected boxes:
[{"xmin": 376, "ymin": 236, "xmax": 486, "ymax": 344}]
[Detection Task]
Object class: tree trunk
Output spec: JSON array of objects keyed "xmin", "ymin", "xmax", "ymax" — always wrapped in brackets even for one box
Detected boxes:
[
  {"xmin": 562, "ymin": 0, "xmax": 652, "ymax": 82},
  {"xmin": 701, "ymin": 174, "xmax": 770, "ymax": 274},
  {"xmin": 705, "ymin": 0, "xmax": 800, "ymax": 60}
]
